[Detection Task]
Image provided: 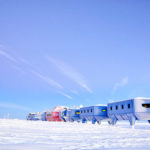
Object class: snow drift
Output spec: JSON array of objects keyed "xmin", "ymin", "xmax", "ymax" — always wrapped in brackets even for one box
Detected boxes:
[{"xmin": 0, "ymin": 119, "xmax": 150, "ymax": 150}]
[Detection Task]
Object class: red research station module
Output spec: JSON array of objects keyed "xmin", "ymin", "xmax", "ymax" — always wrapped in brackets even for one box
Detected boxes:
[{"xmin": 46, "ymin": 106, "xmax": 66, "ymax": 122}]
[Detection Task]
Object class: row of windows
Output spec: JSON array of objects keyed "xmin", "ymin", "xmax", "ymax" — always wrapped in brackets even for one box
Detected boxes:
[
  {"xmin": 110, "ymin": 104, "xmax": 131, "ymax": 111},
  {"xmin": 80, "ymin": 109, "xmax": 93, "ymax": 114}
]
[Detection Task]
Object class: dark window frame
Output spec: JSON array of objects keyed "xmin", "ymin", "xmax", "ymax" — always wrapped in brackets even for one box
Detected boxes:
[
  {"xmin": 128, "ymin": 104, "xmax": 131, "ymax": 109},
  {"xmin": 142, "ymin": 104, "xmax": 150, "ymax": 108},
  {"xmin": 116, "ymin": 105, "xmax": 118, "ymax": 110},
  {"xmin": 110, "ymin": 106, "xmax": 112, "ymax": 110}
]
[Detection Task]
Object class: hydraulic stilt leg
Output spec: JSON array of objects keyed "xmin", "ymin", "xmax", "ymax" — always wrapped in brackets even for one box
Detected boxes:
[
  {"xmin": 92, "ymin": 118, "xmax": 96, "ymax": 124},
  {"xmin": 97, "ymin": 120, "xmax": 101, "ymax": 125},
  {"xmin": 129, "ymin": 116, "xmax": 136, "ymax": 128},
  {"xmin": 108, "ymin": 120, "xmax": 112, "ymax": 125},
  {"xmin": 82, "ymin": 118, "xmax": 86, "ymax": 123},
  {"xmin": 112, "ymin": 118, "xmax": 117, "ymax": 125}
]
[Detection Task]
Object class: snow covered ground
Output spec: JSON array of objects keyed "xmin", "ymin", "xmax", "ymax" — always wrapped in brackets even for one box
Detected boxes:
[{"xmin": 0, "ymin": 119, "xmax": 150, "ymax": 150}]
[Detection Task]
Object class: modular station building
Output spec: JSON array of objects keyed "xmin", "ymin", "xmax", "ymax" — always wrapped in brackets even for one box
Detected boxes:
[
  {"xmin": 80, "ymin": 105, "xmax": 108, "ymax": 124},
  {"xmin": 107, "ymin": 97, "xmax": 150, "ymax": 126}
]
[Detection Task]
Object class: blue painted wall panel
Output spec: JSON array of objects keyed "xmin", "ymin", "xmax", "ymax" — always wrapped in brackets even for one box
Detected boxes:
[{"xmin": 107, "ymin": 98, "xmax": 150, "ymax": 126}]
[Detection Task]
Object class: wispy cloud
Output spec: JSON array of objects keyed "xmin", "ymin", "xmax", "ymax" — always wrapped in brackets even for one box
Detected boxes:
[
  {"xmin": 31, "ymin": 70, "xmax": 63, "ymax": 89},
  {"xmin": 12, "ymin": 65, "xmax": 26, "ymax": 74},
  {"xmin": 58, "ymin": 91, "xmax": 72, "ymax": 99},
  {"xmin": 0, "ymin": 50, "xmax": 26, "ymax": 74},
  {"xmin": 19, "ymin": 57, "xmax": 32, "ymax": 66},
  {"xmin": 0, "ymin": 48, "xmax": 74, "ymax": 99},
  {"xmin": 0, "ymin": 102, "xmax": 30, "ymax": 111},
  {"xmin": 46, "ymin": 56, "xmax": 92, "ymax": 93},
  {"xmin": 113, "ymin": 76, "xmax": 128, "ymax": 93},
  {"xmin": 0, "ymin": 50, "xmax": 18, "ymax": 63},
  {"xmin": 70, "ymin": 90, "xmax": 78, "ymax": 95}
]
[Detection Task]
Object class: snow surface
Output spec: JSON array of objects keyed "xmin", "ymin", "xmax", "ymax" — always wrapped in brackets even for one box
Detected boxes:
[{"xmin": 0, "ymin": 119, "xmax": 150, "ymax": 150}]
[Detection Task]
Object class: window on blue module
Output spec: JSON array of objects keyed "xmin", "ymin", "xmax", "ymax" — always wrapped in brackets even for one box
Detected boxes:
[
  {"xmin": 121, "ymin": 105, "xmax": 124, "ymax": 109},
  {"xmin": 87, "ymin": 109, "xmax": 89, "ymax": 113},
  {"xmin": 110, "ymin": 106, "xmax": 112, "ymax": 110},
  {"xmin": 142, "ymin": 104, "xmax": 150, "ymax": 108},
  {"xmin": 128, "ymin": 104, "xmax": 131, "ymax": 109},
  {"xmin": 116, "ymin": 105, "xmax": 118, "ymax": 110},
  {"xmin": 91, "ymin": 109, "xmax": 93, "ymax": 112}
]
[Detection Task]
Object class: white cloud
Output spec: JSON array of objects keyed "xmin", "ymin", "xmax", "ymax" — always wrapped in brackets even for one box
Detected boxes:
[
  {"xmin": 0, "ymin": 49, "xmax": 79, "ymax": 99},
  {"xmin": 58, "ymin": 91, "xmax": 72, "ymax": 99},
  {"xmin": 0, "ymin": 49, "xmax": 71, "ymax": 100},
  {"xmin": 31, "ymin": 70, "xmax": 63, "ymax": 89},
  {"xmin": 31, "ymin": 70, "xmax": 74, "ymax": 99},
  {"xmin": 12, "ymin": 65, "xmax": 26, "ymax": 74},
  {"xmin": 46, "ymin": 56, "xmax": 92, "ymax": 93},
  {"xmin": 113, "ymin": 77, "xmax": 128, "ymax": 93},
  {"xmin": 0, "ymin": 50, "xmax": 18, "ymax": 63},
  {"xmin": 19, "ymin": 57, "xmax": 32, "ymax": 66},
  {"xmin": 0, "ymin": 102, "xmax": 30, "ymax": 111},
  {"xmin": 70, "ymin": 90, "xmax": 78, "ymax": 94}
]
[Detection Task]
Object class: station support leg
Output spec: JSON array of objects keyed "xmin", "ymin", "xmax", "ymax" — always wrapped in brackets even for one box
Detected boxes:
[
  {"xmin": 82, "ymin": 118, "xmax": 86, "ymax": 123},
  {"xmin": 129, "ymin": 116, "xmax": 136, "ymax": 128},
  {"xmin": 112, "ymin": 118, "xmax": 117, "ymax": 125},
  {"xmin": 71, "ymin": 119, "xmax": 74, "ymax": 123},
  {"xmin": 92, "ymin": 118, "xmax": 96, "ymax": 124},
  {"xmin": 77, "ymin": 120, "xmax": 80, "ymax": 123},
  {"xmin": 97, "ymin": 120, "xmax": 101, "ymax": 125},
  {"xmin": 108, "ymin": 120, "xmax": 112, "ymax": 125}
]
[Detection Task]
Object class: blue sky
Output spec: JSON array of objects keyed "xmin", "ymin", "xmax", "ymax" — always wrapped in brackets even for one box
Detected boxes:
[{"xmin": 0, "ymin": 0, "xmax": 150, "ymax": 119}]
